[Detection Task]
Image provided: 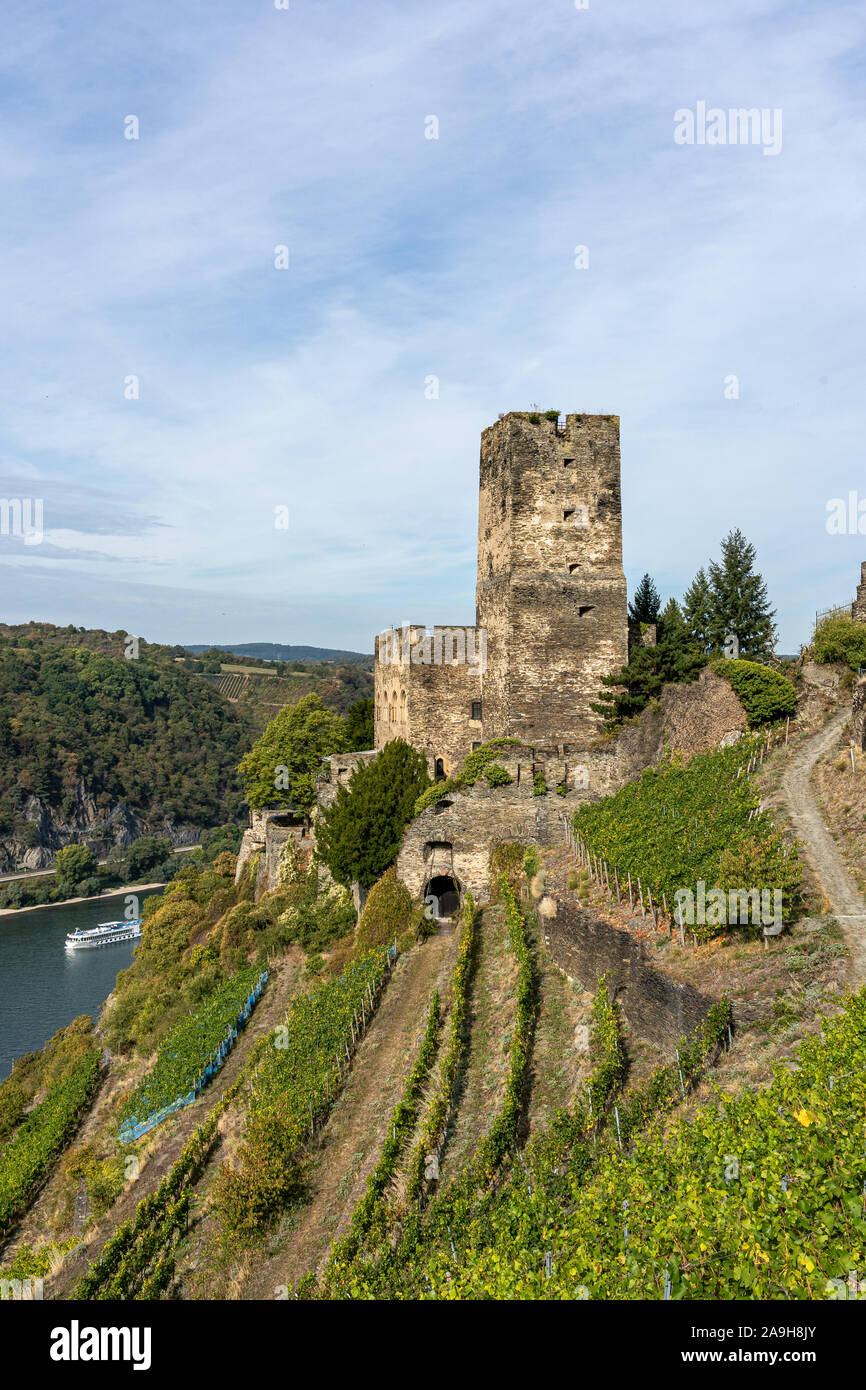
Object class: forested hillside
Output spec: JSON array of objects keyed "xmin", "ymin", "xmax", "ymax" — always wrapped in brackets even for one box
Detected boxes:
[{"xmin": 0, "ymin": 626, "xmax": 249, "ymax": 870}]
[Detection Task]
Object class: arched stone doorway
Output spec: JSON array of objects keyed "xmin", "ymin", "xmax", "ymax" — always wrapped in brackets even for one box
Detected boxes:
[{"xmin": 424, "ymin": 873, "xmax": 461, "ymax": 920}]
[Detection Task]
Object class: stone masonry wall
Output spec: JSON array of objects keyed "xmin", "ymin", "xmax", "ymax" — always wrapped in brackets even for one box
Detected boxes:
[
  {"xmin": 853, "ymin": 560, "xmax": 866, "ymax": 623},
  {"xmin": 394, "ymin": 666, "xmax": 749, "ymax": 904},
  {"xmin": 853, "ymin": 676, "xmax": 866, "ymax": 750},
  {"xmin": 538, "ymin": 896, "xmax": 718, "ymax": 1053},
  {"xmin": 476, "ymin": 413, "xmax": 629, "ymax": 748},
  {"xmin": 374, "ymin": 625, "xmax": 483, "ymax": 776}
]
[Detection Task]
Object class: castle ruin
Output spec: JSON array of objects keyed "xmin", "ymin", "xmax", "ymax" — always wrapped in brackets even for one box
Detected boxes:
[{"xmin": 374, "ymin": 412, "xmax": 629, "ymax": 777}]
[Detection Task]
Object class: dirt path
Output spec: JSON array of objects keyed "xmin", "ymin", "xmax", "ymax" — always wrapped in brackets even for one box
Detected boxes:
[
  {"xmin": 779, "ymin": 710, "xmax": 866, "ymax": 981},
  {"xmin": 239, "ymin": 933, "xmax": 453, "ymax": 1298},
  {"xmin": 37, "ymin": 948, "xmax": 304, "ymax": 1298}
]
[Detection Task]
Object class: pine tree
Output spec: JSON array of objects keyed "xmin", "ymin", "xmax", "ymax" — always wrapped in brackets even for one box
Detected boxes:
[
  {"xmin": 591, "ymin": 642, "xmax": 707, "ymax": 732},
  {"xmin": 707, "ymin": 529, "xmax": 777, "ymax": 660},
  {"xmin": 628, "ymin": 572, "xmax": 662, "ymax": 627},
  {"xmin": 656, "ymin": 597, "xmax": 687, "ymax": 647},
  {"xmin": 682, "ymin": 567, "xmax": 714, "ymax": 652},
  {"xmin": 316, "ymin": 738, "xmax": 430, "ymax": 890}
]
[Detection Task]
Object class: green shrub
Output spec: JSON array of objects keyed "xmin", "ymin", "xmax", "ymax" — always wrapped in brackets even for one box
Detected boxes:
[
  {"xmin": 414, "ymin": 740, "xmax": 524, "ymax": 817},
  {"xmin": 488, "ymin": 843, "xmax": 525, "ymax": 900},
  {"xmin": 484, "ymin": 763, "xmax": 512, "ymax": 787},
  {"xmin": 811, "ymin": 614, "xmax": 866, "ymax": 670},
  {"xmin": 355, "ymin": 868, "xmax": 415, "ymax": 955},
  {"xmin": 711, "ymin": 657, "xmax": 797, "ymax": 727},
  {"xmin": 532, "ymin": 771, "xmax": 547, "ymax": 796}
]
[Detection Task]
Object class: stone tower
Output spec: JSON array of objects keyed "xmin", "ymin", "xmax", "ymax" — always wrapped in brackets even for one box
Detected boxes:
[
  {"xmin": 475, "ymin": 412, "xmax": 629, "ymax": 748},
  {"xmin": 853, "ymin": 561, "xmax": 866, "ymax": 624}
]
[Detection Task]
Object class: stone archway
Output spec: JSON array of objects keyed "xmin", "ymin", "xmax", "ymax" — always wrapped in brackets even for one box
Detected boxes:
[{"xmin": 424, "ymin": 873, "xmax": 461, "ymax": 920}]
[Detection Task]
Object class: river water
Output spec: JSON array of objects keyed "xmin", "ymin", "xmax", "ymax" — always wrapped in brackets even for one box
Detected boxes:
[{"xmin": 0, "ymin": 888, "xmax": 163, "ymax": 1080}]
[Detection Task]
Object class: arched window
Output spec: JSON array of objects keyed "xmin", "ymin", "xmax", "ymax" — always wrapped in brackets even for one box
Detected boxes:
[
  {"xmin": 400, "ymin": 690, "xmax": 407, "ymax": 722},
  {"xmin": 434, "ymin": 758, "xmax": 445, "ymax": 780}
]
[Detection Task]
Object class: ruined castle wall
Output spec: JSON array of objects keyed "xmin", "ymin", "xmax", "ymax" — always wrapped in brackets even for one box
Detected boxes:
[
  {"xmin": 374, "ymin": 626, "xmax": 483, "ymax": 775},
  {"xmin": 393, "ymin": 668, "xmax": 749, "ymax": 903},
  {"xmin": 853, "ymin": 561, "xmax": 866, "ymax": 623},
  {"xmin": 853, "ymin": 676, "xmax": 866, "ymax": 750},
  {"xmin": 316, "ymin": 750, "xmax": 378, "ymax": 812},
  {"xmin": 539, "ymin": 897, "xmax": 717, "ymax": 1053},
  {"xmin": 476, "ymin": 413, "xmax": 628, "ymax": 747}
]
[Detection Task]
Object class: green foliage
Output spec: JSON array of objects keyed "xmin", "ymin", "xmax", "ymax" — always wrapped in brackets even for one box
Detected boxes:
[
  {"xmin": 54, "ymin": 843, "xmax": 98, "ymax": 889},
  {"xmin": 544, "ymin": 409, "xmax": 560, "ymax": 421},
  {"xmin": 276, "ymin": 872, "xmax": 356, "ymax": 953},
  {"xmin": 0, "ymin": 637, "xmax": 248, "ymax": 845},
  {"xmin": 484, "ymin": 763, "xmax": 512, "ymax": 787},
  {"xmin": 706, "ymin": 528, "xmax": 777, "ymax": 658},
  {"xmin": 0, "ymin": 1238, "xmax": 78, "ymax": 1281},
  {"xmin": 812, "ymin": 614, "xmax": 866, "ymax": 669},
  {"xmin": 592, "ymin": 641, "xmax": 707, "ymax": 732},
  {"xmin": 418, "ymin": 991, "xmax": 865, "ymax": 1299},
  {"xmin": 76, "ymin": 1087, "xmax": 241, "ymax": 1298},
  {"xmin": 413, "ymin": 739, "xmax": 524, "ymax": 817},
  {"xmin": 628, "ymin": 573, "xmax": 661, "ymax": 627},
  {"xmin": 344, "ymin": 697, "xmax": 375, "ymax": 751},
  {"xmin": 682, "ymin": 566, "xmax": 713, "ymax": 651},
  {"xmin": 238, "ymin": 693, "xmax": 346, "ymax": 815},
  {"xmin": 0, "ymin": 1046, "xmax": 100, "ymax": 1236},
  {"xmin": 522, "ymin": 845, "xmax": 541, "ymax": 884},
  {"xmin": 532, "ymin": 770, "xmax": 547, "ymax": 796},
  {"xmin": 118, "ymin": 965, "xmax": 266, "ymax": 1128},
  {"xmin": 711, "ymin": 657, "xmax": 797, "ymax": 727},
  {"xmin": 317, "ymin": 739, "xmax": 430, "ymax": 889},
  {"xmin": 210, "ymin": 948, "xmax": 394, "ymax": 1242},
  {"xmin": 355, "ymin": 868, "xmax": 416, "ymax": 955},
  {"xmin": 62, "ymin": 1145, "xmax": 125, "ymax": 1220},
  {"xmin": 573, "ymin": 738, "xmax": 803, "ymax": 937},
  {"xmin": 488, "ymin": 843, "xmax": 525, "ymax": 900}
]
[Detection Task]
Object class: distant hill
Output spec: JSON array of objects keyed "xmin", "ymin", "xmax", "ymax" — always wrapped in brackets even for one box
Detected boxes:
[{"xmin": 185, "ymin": 643, "xmax": 371, "ymax": 664}]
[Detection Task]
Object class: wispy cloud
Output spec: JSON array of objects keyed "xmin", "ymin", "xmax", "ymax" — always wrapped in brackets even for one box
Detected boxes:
[{"xmin": 0, "ymin": 0, "xmax": 863, "ymax": 650}]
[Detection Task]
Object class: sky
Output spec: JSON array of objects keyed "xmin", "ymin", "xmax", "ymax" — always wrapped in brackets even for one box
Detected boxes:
[{"xmin": 0, "ymin": 0, "xmax": 864, "ymax": 654}]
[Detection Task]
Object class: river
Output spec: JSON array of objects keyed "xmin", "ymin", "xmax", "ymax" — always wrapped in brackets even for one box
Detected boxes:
[{"xmin": 0, "ymin": 888, "xmax": 164, "ymax": 1080}]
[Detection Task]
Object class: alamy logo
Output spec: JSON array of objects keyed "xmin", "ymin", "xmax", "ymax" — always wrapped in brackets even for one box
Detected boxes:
[
  {"xmin": 0, "ymin": 497, "xmax": 43, "ymax": 545},
  {"xmin": 1, "ymin": 1276, "xmax": 43, "ymax": 1300},
  {"xmin": 378, "ymin": 623, "xmax": 487, "ymax": 673},
  {"xmin": 50, "ymin": 1321, "xmax": 152, "ymax": 1371},
  {"xmin": 826, "ymin": 492, "xmax": 866, "ymax": 535},
  {"xmin": 674, "ymin": 103, "xmax": 782, "ymax": 156},
  {"xmin": 675, "ymin": 880, "xmax": 782, "ymax": 928}
]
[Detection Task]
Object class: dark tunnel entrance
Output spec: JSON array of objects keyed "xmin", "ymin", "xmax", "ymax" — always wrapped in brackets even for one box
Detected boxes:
[{"xmin": 424, "ymin": 874, "xmax": 460, "ymax": 920}]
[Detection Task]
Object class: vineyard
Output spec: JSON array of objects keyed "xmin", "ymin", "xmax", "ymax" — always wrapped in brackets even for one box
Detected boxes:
[
  {"xmin": 117, "ymin": 966, "xmax": 268, "ymax": 1142},
  {"xmin": 419, "ymin": 989, "xmax": 866, "ymax": 1299},
  {"xmin": 572, "ymin": 735, "xmax": 802, "ymax": 938},
  {"xmin": 0, "ymin": 1048, "xmax": 100, "ymax": 1238},
  {"xmin": 75, "ymin": 1071, "xmax": 253, "ymax": 1299},
  {"xmin": 321, "ymin": 896, "xmax": 480, "ymax": 1295},
  {"xmin": 211, "ymin": 945, "xmax": 397, "ymax": 1240},
  {"xmin": 318, "ymin": 881, "xmax": 539, "ymax": 1297}
]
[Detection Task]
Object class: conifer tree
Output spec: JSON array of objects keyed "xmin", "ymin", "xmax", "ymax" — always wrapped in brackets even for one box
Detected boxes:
[
  {"xmin": 707, "ymin": 529, "xmax": 777, "ymax": 659},
  {"xmin": 316, "ymin": 738, "xmax": 430, "ymax": 890},
  {"xmin": 656, "ymin": 596, "xmax": 687, "ymax": 646},
  {"xmin": 683, "ymin": 566, "xmax": 714, "ymax": 652},
  {"xmin": 628, "ymin": 572, "xmax": 662, "ymax": 627}
]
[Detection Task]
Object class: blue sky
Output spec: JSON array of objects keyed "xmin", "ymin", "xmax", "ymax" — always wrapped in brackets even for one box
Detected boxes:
[{"xmin": 0, "ymin": 0, "xmax": 863, "ymax": 653}]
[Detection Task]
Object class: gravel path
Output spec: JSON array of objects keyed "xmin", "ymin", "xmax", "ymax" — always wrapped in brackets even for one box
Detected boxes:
[{"xmin": 779, "ymin": 711, "xmax": 866, "ymax": 982}]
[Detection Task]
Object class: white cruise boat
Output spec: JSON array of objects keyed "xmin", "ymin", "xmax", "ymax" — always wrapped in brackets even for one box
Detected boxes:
[{"xmin": 65, "ymin": 919, "xmax": 142, "ymax": 950}]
